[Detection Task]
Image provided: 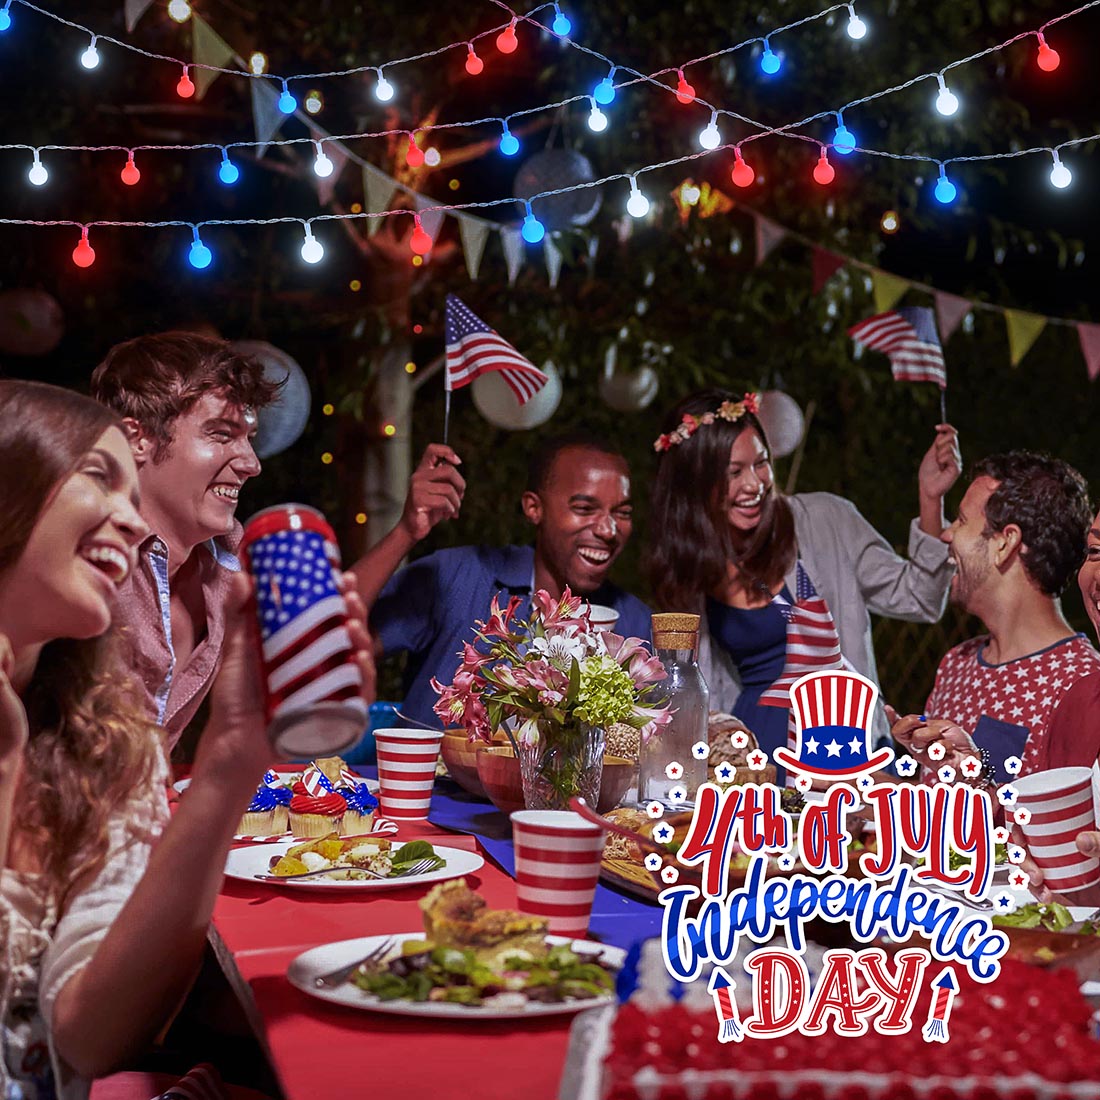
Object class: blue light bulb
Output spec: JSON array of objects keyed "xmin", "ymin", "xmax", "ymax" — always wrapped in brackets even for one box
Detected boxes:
[
  {"xmin": 278, "ymin": 83, "xmax": 296, "ymax": 114},
  {"xmin": 499, "ymin": 127, "xmax": 519, "ymax": 156},
  {"xmin": 218, "ymin": 157, "xmax": 239, "ymax": 185},
  {"xmin": 594, "ymin": 77, "xmax": 615, "ymax": 105},
  {"xmin": 189, "ymin": 239, "xmax": 212, "ymax": 269},
  {"xmin": 761, "ymin": 47, "xmax": 781, "ymax": 75},
  {"xmin": 521, "ymin": 212, "xmax": 545, "ymax": 244},
  {"xmin": 552, "ymin": 10, "xmax": 571, "ymax": 36},
  {"xmin": 833, "ymin": 124, "xmax": 856, "ymax": 155},
  {"xmin": 934, "ymin": 174, "xmax": 957, "ymax": 204},
  {"xmin": 0, "ymin": 8, "xmax": 11, "ymax": 31}
]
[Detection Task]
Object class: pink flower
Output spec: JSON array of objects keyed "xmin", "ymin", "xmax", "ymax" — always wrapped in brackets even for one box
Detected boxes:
[
  {"xmin": 531, "ymin": 587, "xmax": 587, "ymax": 631},
  {"xmin": 459, "ymin": 643, "xmax": 491, "ymax": 673},
  {"xmin": 629, "ymin": 650, "xmax": 667, "ymax": 688},
  {"xmin": 601, "ymin": 632, "xmax": 650, "ymax": 665},
  {"xmin": 654, "ymin": 434, "xmax": 672, "ymax": 453},
  {"xmin": 518, "ymin": 658, "xmax": 569, "ymax": 704},
  {"xmin": 743, "ymin": 392, "xmax": 760, "ymax": 415},
  {"xmin": 480, "ymin": 593, "xmax": 523, "ymax": 638}
]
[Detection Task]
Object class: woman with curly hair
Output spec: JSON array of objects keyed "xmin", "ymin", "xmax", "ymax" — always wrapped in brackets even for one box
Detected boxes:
[
  {"xmin": 646, "ymin": 387, "xmax": 961, "ymax": 769},
  {"xmin": 0, "ymin": 381, "xmax": 369, "ymax": 1099}
]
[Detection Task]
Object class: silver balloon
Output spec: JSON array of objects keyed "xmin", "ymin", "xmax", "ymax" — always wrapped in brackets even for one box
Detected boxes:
[
  {"xmin": 472, "ymin": 360, "xmax": 562, "ymax": 431},
  {"xmin": 232, "ymin": 340, "xmax": 312, "ymax": 459},
  {"xmin": 512, "ymin": 149, "xmax": 601, "ymax": 230},
  {"xmin": 756, "ymin": 390, "xmax": 805, "ymax": 458}
]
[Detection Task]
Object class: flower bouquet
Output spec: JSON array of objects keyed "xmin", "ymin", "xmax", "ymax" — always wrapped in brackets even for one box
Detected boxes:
[{"xmin": 432, "ymin": 589, "xmax": 671, "ymax": 810}]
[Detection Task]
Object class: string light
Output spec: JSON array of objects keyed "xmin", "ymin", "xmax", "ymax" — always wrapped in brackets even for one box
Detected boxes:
[
  {"xmin": 304, "ymin": 90, "xmax": 324, "ymax": 114},
  {"xmin": 698, "ymin": 111, "xmax": 721, "ymax": 150},
  {"xmin": 730, "ymin": 147, "xmax": 755, "ymax": 188},
  {"xmin": 813, "ymin": 146, "xmax": 835, "ymax": 185},
  {"xmin": 406, "ymin": 132, "xmax": 424, "ymax": 168},
  {"xmin": 218, "ymin": 149, "xmax": 239, "ymax": 184},
  {"xmin": 249, "ymin": 52, "xmax": 267, "ymax": 75},
  {"xmin": 832, "ymin": 112, "xmax": 856, "ymax": 155},
  {"xmin": 176, "ymin": 65, "xmax": 195, "ymax": 98},
  {"xmin": 424, "ymin": 146, "xmax": 441, "ymax": 167},
  {"xmin": 80, "ymin": 36, "xmax": 100, "ymax": 70},
  {"xmin": 278, "ymin": 80, "xmax": 296, "ymax": 114},
  {"xmin": 880, "ymin": 210, "xmax": 900, "ymax": 233},
  {"xmin": 594, "ymin": 66, "xmax": 616, "ymax": 105},
  {"xmin": 934, "ymin": 163, "xmax": 957, "ymax": 204},
  {"xmin": 626, "ymin": 176, "xmax": 650, "ymax": 217},
  {"xmin": 300, "ymin": 223, "xmax": 324, "ymax": 264},
  {"xmin": 587, "ymin": 98, "xmax": 608, "ymax": 132},
  {"xmin": 846, "ymin": 4, "xmax": 867, "ymax": 39},
  {"xmin": 188, "ymin": 226, "xmax": 212, "ymax": 269},
  {"xmin": 552, "ymin": 3, "xmax": 571, "ymax": 37},
  {"xmin": 120, "ymin": 152, "xmax": 140, "ymax": 186},
  {"xmin": 0, "ymin": 1, "xmax": 11, "ymax": 32},
  {"xmin": 1049, "ymin": 148, "xmax": 1072, "ymax": 188},
  {"xmin": 497, "ymin": 17, "xmax": 518, "ymax": 54},
  {"xmin": 465, "ymin": 44, "xmax": 484, "ymax": 75},
  {"xmin": 934, "ymin": 72, "xmax": 959, "ymax": 116},
  {"xmin": 72, "ymin": 227, "xmax": 95, "ymax": 268},
  {"xmin": 521, "ymin": 201, "xmax": 545, "ymax": 243},
  {"xmin": 675, "ymin": 69, "xmax": 695, "ymax": 105},
  {"xmin": 313, "ymin": 141, "xmax": 334, "ymax": 177},
  {"xmin": 167, "ymin": 0, "xmax": 192, "ymax": 22},
  {"xmin": 409, "ymin": 214, "xmax": 433, "ymax": 255},
  {"xmin": 760, "ymin": 37, "xmax": 781, "ymax": 75},
  {"xmin": 27, "ymin": 149, "xmax": 47, "ymax": 187},
  {"xmin": 499, "ymin": 121, "xmax": 519, "ymax": 156},
  {"xmin": 1036, "ymin": 32, "xmax": 1060, "ymax": 71},
  {"xmin": 374, "ymin": 69, "xmax": 394, "ymax": 101}
]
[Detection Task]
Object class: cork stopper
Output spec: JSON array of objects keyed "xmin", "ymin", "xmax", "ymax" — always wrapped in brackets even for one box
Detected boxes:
[{"xmin": 652, "ymin": 612, "xmax": 700, "ymax": 651}]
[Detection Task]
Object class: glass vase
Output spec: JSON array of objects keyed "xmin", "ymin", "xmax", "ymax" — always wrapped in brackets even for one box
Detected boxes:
[{"xmin": 517, "ymin": 720, "xmax": 605, "ymax": 811}]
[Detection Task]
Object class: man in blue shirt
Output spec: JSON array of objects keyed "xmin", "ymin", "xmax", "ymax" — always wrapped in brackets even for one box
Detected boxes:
[{"xmin": 355, "ymin": 435, "xmax": 652, "ymax": 728}]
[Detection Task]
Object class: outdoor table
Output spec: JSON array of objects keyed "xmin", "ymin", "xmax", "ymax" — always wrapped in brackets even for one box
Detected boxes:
[{"xmin": 206, "ymin": 769, "xmax": 664, "ymax": 1100}]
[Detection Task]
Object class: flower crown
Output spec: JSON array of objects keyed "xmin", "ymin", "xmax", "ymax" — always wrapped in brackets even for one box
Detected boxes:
[{"xmin": 653, "ymin": 392, "xmax": 760, "ymax": 453}]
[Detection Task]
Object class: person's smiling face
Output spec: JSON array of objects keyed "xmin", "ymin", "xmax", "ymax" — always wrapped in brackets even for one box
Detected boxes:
[
  {"xmin": 1078, "ymin": 509, "xmax": 1100, "ymax": 641},
  {"xmin": 724, "ymin": 429, "xmax": 774, "ymax": 535}
]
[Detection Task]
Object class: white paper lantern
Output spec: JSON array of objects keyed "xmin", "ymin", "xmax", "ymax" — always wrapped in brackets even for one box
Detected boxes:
[
  {"xmin": 756, "ymin": 390, "xmax": 805, "ymax": 458},
  {"xmin": 472, "ymin": 360, "xmax": 562, "ymax": 430},
  {"xmin": 232, "ymin": 340, "xmax": 312, "ymax": 458}
]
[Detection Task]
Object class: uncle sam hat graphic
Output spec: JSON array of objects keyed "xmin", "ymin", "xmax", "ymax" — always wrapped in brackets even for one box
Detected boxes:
[{"xmin": 773, "ymin": 669, "xmax": 894, "ymax": 780}]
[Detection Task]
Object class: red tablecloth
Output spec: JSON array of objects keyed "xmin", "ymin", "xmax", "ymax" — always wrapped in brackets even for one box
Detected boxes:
[{"xmin": 211, "ymin": 822, "xmax": 578, "ymax": 1100}]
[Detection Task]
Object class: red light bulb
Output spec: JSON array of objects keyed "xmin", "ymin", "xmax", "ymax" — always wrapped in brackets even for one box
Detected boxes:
[
  {"xmin": 121, "ymin": 155, "xmax": 141, "ymax": 186},
  {"xmin": 497, "ymin": 20, "xmax": 518, "ymax": 53},
  {"xmin": 465, "ymin": 46, "xmax": 484, "ymax": 75},
  {"xmin": 731, "ymin": 150, "xmax": 755, "ymax": 188},
  {"xmin": 675, "ymin": 70, "xmax": 695, "ymax": 105},
  {"xmin": 177, "ymin": 69, "xmax": 195, "ymax": 98},
  {"xmin": 409, "ymin": 217, "xmax": 433, "ymax": 255},
  {"xmin": 813, "ymin": 150, "xmax": 835, "ymax": 186},
  {"xmin": 72, "ymin": 229, "xmax": 95, "ymax": 268},
  {"xmin": 406, "ymin": 134, "xmax": 425, "ymax": 168},
  {"xmin": 1037, "ymin": 35, "xmax": 1060, "ymax": 72}
]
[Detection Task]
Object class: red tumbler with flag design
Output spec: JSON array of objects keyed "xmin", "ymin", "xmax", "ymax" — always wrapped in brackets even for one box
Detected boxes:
[{"xmin": 240, "ymin": 504, "xmax": 368, "ymax": 757}]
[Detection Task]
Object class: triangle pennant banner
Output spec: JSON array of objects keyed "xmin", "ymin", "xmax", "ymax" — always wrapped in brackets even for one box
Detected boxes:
[
  {"xmin": 191, "ymin": 15, "xmax": 235, "ymax": 101},
  {"xmin": 811, "ymin": 248, "xmax": 846, "ymax": 294},
  {"xmin": 362, "ymin": 164, "xmax": 397, "ymax": 237},
  {"xmin": 414, "ymin": 195, "xmax": 446, "ymax": 242},
  {"xmin": 125, "ymin": 0, "xmax": 156, "ymax": 32},
  {"xmin": 250, "ymin": 79, "xmax": 286, "ymax": 157},
  {"xmin": 500, "ymin": 227, "xmax": 526, "ymax": 286},
  {"xmin": 754, "ymin": 215, "xmax": 786, "ymax": 266},
  {"xmin": 1004, "ymin": 309, "xmax": 1047, "ymax": 367},
  {"xmin": 933, "ymin": 291, "xmax": 972, "ymax": 343},
  {"xmin": 1078, "ymin": 323, "xmax": 1100, "ymax": 382},
  {"xmin": 871, "ymin": 270, "xmax": 910, "ymax": 313},
  {"xmin": 457, "ymin": 215, "xmax": 491, "ymax": 280},
  {"xmin": 544, "ymin": 234, "xmax": 563, "ymax": 288}
]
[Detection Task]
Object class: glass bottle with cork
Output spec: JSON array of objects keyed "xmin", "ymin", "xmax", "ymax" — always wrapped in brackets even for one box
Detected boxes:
[{"xmin": 638, "ymin": 612, "xmax": 709, "ymax": 808}]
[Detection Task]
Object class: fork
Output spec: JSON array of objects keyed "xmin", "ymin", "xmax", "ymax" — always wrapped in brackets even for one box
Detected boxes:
[
  {"xmin": 314, "ymin": 936, "xmax": 397, "ymax": 989},
  {"xmin": 256, "ymin": 856, "xmax": 440, "ymax": 883}
]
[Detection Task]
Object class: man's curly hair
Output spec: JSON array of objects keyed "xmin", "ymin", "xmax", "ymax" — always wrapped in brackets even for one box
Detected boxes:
[{"xmin": 972, "ymin": 451, "xmax": 1091, "ymax": 596}]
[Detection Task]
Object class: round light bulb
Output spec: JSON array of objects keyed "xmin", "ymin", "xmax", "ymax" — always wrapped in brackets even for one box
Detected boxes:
[
  {"xmin": 521, "ymin": 213, "xmax": 545, "ymax": 243},
  {"xmin": 81, "ymin": 43, "xmax": 100, "ymax": 69},
  {"xmin": 177, "ymin": 71, "xmax": 195, "ymax": 98},
  {"xmin": 314, "ymin": 151, "xmax": 333, "ymax": 178},
  {"xmin": 934, "ymin": 176, "xmax": 957, "ymax": 204},
  {"xmin": 935, "ymin": 86, "xmax": 959, "ymax": 116},
  {"xmin": 305, "ymin": 90, "xmax": 323, "ymax": 114},
  {"xmin": 168, "ymin": 0, "xmax": 192, "ymax": 22},
  {"xmin": 249, "ymin": 52, "xmax": 267, "ymax": 75},
  {"xmin": 218, "ymin": 157, "xmax": 239, "ymax": 184},
  {"xmin": 465, "ymin": 48, "xmax": 484, "ymax": 75},
  {"xmin": 1050, "ymin": 160, "xmax": 1072, "ymax": 189},
  {"xmin": 594, "ymin": 77, "xmax": 615, "ymax": 105},
  {"xmin": 847, "ymin": 14, "xmax": 867, "ymax": 39},
  {"xmin": 675, "ymin": 72, "xmax": 695, "ymax": 104},
  {"xmin": 120, "ymin": 156, "xmax": 140, "ymax": 186},
  {"xmin": 28, "ymin": 159, "xmax": 48, "ymax": 187},
  {"xmin": 406, "ymin": 136, "xmax": 424, "ymax": 168},
  {"xmin": 627, "ymin": 188, "xmax": 650, "ymax": 218},
  {"xmin": 699, "ymin": 122, "xmax": 721, "ymax": 150},
  {"xmin": 278, "ymin": 89, "xmax": 296, "ymax": 114},
  {"xmin": 410, "ymin": 222, "xmax": 433, "ymax": 255},
  {"xmin": 72, "ymin": 233, "xmax": 95, "ymax": 268},
  {"xmin": 880, "ymin": 210, "xmax": 900, "ymax": 233},
  {"xmin": 552, "ymin": 11, "xmax": 571, "ymax": 36},
  {"xmin": 760, "ymin": 48, "xmax": 781, "ymax": 75},
  {"xmin": 499, "ymin": 130, "xmax": 519, "ymax": 156},
  {"xmin": 833, "ymin": 123, "xmax": 856, "ymax": 155},
  {"xmin": 1037, "ymin": 42, "xmax": 1060, "ymax": 72},
  {"xmin": 588, "ymin": 104, "xmax": 607, "ymax": 131},
  {"xmin": 301, "ymin": 232, "xmax": 324, "ymax": 264},
  {"xmin": 374, "ymin": 75, "xmax": 394, "ymax": 101},
  {"xmin": 0, "ymin": 9, "xmax": 11, "ymax": 31},
  {"xmin": 813, "ymin": 152, "xmax": 835, "ymax": 185},
  {"xmin": 189, "ymin": 240, "xmax": 212, "ymax": 269},
  {"xmin": 424, "ymin": 147, "xmax": 441, "ymax": 167},
  {"xmin": 497, "ymin": 24, "xmax": 518, "ymax": 53},
  {"xmin": 731, "ymin": 153, "xmax": 754, "ymax": 188}
]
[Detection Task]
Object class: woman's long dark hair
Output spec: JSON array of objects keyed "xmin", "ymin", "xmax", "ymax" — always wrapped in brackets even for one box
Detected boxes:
[
  {"xmin": 646, "ymin": 388, "xmax": 797, "ymax": 611},
  {"xmin": 0, "ymin": 381, "xmax": 159, "ymax": 898}
]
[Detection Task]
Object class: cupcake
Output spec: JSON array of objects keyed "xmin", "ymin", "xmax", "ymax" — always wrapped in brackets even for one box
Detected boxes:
[
  {"xmin": 260, "ymin": 769, "xmax": 292, "ymax": 833},
  {"xmin": 339, "ymin": 782, "xmax": 378, "ymax": 835},
  {"xmin": 239, "ymin": 784, "xmax": 281, "ymax": 836},
  {"xmin": 288, "ymin": 780, "xmax": 346, "ymax": 837}
]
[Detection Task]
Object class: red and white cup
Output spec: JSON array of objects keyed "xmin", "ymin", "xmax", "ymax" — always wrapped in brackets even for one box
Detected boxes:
[
  {"xmin": 510, "ymin": 810, "xmax": 608, "ymax": 939},
  {"xmin": 1014, "ymin": 766, "xmax": 1100, "ymax": 894},
  {"xmin": 374, "ymin": 728, "xmax": 443, "ymax": 820}
]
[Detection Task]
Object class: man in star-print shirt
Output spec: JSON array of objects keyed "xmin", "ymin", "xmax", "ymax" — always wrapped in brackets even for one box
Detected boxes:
[{"xmin": 892, "ymin": 451, "xmax": 1099, "ymax": 783}]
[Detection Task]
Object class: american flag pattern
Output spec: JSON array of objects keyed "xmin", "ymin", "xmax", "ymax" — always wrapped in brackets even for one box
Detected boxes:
[
  {"xmin": 444, "ymin": 293, "xmax": 548, "ymax": 403},
  {"xmin": 848, "ymin": 306, "xmax": 947, "ymax": 389},
  {"xmin": 248, "ymin": 527, "xmax": 367, "ymax": 725}
]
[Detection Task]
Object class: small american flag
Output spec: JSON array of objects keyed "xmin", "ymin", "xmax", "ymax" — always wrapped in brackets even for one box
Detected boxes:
[
  {"xmin": 848, "ymin": 306, "xmax": 947, "ymax": 389},
  {"xmin": 758, "ymin": 563, "xmax": 846, "ymax": 710},
  {"xmin": 444, "ymin": 294, "xmax": 548, "ymax": 404}
]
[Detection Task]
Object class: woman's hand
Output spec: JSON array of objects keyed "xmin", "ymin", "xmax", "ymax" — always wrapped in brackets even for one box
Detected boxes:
[
  {"xmin": 0, "ymin": 633, "xmax": 28, "ymax": 765},
  {"xmin": 918, "ymin": 424, "xmax": 962, "ymax": 501}
]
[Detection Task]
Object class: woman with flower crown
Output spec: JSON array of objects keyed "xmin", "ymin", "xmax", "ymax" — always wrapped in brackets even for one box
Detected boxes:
[{"xmin": 646, "ymin": 387, "xmax": 961, "ymax": 768}]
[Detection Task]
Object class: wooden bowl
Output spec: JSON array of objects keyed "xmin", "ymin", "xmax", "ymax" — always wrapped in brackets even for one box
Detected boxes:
[
  {"xmin": 475, "ymin": 747, "xmax": 637, "ymax": 816},
  {"xmin": 440, "ymin": 731, "xmax": 490, "ymax": 798}
]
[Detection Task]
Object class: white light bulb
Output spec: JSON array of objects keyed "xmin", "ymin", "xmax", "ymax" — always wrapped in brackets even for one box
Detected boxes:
[
  {"xmin": 627, "ymin": 183, "xmax": 650, "ymax": 218},
  {"xmin": 375, "ymin": 75, "xmax": 394, "ymax": 101},
  {"xmin": 699, "ymin": 121, "xmax": 721, "ymax": 150},
  {"xmin": 847, "ymin": 14, "xmax": 867, "ymax": 39},
  {"xmin": 1050, "ymin": 158, "xmax": 1072, "ymax": 189},
  {"xmin": 167, "ymin": 0, "xmax": 192, "ymax": 22},
  {"xmin": 424, "ymin": 147, "xmax": 441, "ymax": 167},
  {"xmin": 80, "ymin": 42, "xmax": 100, "ymax": 69},
  {"xmin": 28, "ymin": 158, "xmax": 47, "ymax": 187},
  {"xmin": 588, "ymin": 104, "xmax": 607, "ymax": 132},
  {"xmin": 313, "ymin": 147, "xmax": 334, "ymax": 178},
  {"xmin": 301, "ymin": 231, "xmax": 324, "ymax": 264},
  {"xmin": 249, "ymin": 52, "xmax": 268, "ymax": 75},
  {"xmin": 935, "ymin": 85, "xmax": 958, "ymax": 117}
]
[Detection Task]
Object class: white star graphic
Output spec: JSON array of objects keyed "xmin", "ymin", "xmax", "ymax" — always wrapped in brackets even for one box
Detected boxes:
[
  {"xmin": 847, "ymin": 736, "xmax": 863, "ymax": 754},
  {"xmin": 805, "ymin": 737, "xmax": 820, "ymax": 754},
  {"xmin": 825, "ymin": 740, "xmax": 842, "ymax": 758}
]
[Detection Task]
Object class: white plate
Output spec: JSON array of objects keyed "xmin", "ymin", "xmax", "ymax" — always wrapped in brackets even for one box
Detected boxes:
[
  {"xmin": 287, "ymin": 933, "xmax": 624, "ymax": 1018},
  {"xmin": 225, "ymin": 840, "xmax": 483, "ymax": 891},
  {"xmin": 174, "ymin": 771, "xmax": 379, "ymax": 796}
]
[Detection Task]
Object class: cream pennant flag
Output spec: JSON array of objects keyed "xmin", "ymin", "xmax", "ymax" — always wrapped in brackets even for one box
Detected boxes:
[
  {"xmin": 1079, "ymin": 323, "xmax": 1100, "ymax": 381},
  {"xmin": 871, "ymin": 270, "xmax": 910, "ymax": 313},
  {"xmin": 457, "ymin": 215, "xmax": 490, "ymax": 280},
  {"xmin": 544, "ymin": 234, "xmax": 563, "ymax": 288},
  {"xmin": 250, "ymin": 79, "xmax": 286, "ymax": 157},
  {"xmin": 191, "ymin": 15, "xmax": 235, "ymax": 100},
  {"xmin": 1004, "ymin": 309, "xmax": 1047, "ymax": 367},
  {"xmin": 933, "ymin": 291, "xmax": 972, "ymax": 343},
  {"xmin": 125, "ymin": 0, "xmax": 156, "ymax": 32},
  {"xmin": 414, "ymin": 195, "xmax": 446, "ymax": 242},
  {"xmin": 362, "ymin": 164, "xmax": 396, "ymax": 237},
  {"xmin": 500, "ymin": 227, "xmax": 526, "ymax": 285},
  {"xmin": 754, "ymin": 215, "xmax": 786, "ymax": 266}
]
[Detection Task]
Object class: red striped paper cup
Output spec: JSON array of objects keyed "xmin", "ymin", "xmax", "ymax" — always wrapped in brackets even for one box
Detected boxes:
[
  {"xmin": 374, "ymin": 728, "xmax": 443, "ymax": 820},
  {"xmin": 510, "ymin": 810, "xmax": 608, "ymax": 939},
  {"xmin": 1014, "ymin": 766, "xmax": 1100, "ymax": 894}
]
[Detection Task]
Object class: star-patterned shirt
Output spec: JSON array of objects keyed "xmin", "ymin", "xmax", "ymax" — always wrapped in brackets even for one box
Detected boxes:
[{"xmin": 925, "ymin": 633, "xmax": 1100, "ymax": 777}]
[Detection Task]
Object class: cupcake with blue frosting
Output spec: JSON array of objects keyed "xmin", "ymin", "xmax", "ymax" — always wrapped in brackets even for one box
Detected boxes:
[
  {"xmin": 239, "ymin": 771, "xmax": 292, "ymax": 835},
  {"xmin": 339, "ymin": 781, "xmax": 379, "ymax": 835}
]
